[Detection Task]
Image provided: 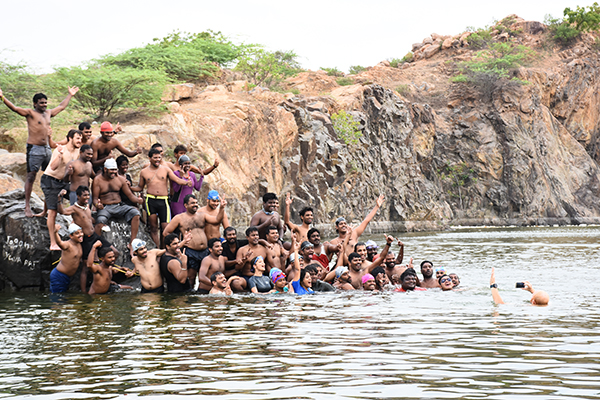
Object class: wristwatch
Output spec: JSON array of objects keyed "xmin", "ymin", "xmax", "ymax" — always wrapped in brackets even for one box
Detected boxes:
[{"xmin": 490, "ymin": 283, "xmax": 498, "ymax": 289}]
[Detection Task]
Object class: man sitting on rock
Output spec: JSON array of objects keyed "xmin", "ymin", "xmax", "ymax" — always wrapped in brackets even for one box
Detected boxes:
[
  {"xmin": 92, "ymin": 158, "xmax": 143, "ymax": 256},
  {"xmin": 49, "ymin": 223, "xmax": 83, "ymax": 293},
  {"xmin": 91, "ymin": 121, "xmax": 141, "ymax": 174}
]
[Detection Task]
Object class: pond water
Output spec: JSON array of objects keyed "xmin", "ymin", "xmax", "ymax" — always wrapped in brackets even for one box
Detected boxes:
[{"xmin": 1, "ymin": 226, "xmax": 600, "ymax": 399}]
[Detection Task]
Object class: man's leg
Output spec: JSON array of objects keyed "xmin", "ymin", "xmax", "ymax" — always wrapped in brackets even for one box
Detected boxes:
[
  {"xmin": 24, "ymin": 172, "xmax": 37, "ymax": 218},
  {"xmin": 129, "ymin": 215, "xmax": 140, "ymax": 257},
  {"xmin": 147, "ymin": 214, "xmax": 159, "ymax": 247},
  {"xmin": 47, "ymin": 209, "xmax": 59, "ymax": 250}
]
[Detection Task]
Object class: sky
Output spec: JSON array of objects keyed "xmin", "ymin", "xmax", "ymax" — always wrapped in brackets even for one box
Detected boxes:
[{"xmin": 1, "ymin": 0, "xmax": 597, "ymax": 74}]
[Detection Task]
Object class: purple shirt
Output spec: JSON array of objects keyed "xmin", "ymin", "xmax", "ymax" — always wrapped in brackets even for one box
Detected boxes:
[{"xmin": 170, "ymin": 170, "xmax": 203, "ymax": 216}]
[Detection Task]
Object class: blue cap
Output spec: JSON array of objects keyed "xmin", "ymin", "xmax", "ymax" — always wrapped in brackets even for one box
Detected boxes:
[{"xmin": 207, "ymin": 190, "xmax": 220, "ymax": 200}]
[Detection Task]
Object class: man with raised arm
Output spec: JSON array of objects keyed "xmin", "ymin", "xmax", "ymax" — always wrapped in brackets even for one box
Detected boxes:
[
  {"xmin": 129, "ymin": 238, "xmax": 166, "ymax": 294},
  {"xmin": 160, "ymin": 233, "xmax": 192, "ymax": 293},
  {"xmin": 490, "ymin": 267, "xmax": 549, "ymax": 306},
  {"xmin": 0, "ymin": 86, "xmax": 78, "ymax": 217},
  {"xmin": 284, "ymin": 193, "xmax": 313, "ymax": 243},
  {"xmin": 66, "ymin": 144, "xmax": 94, "ymax": 205},
  {"xmin": 41, "ymin": 129, "xmax": 82, "ymax": 250},
  {"xmin": 162, "ymin": 194, "xmax": 227, "ymax": 288},
  {"xmin": 131, "ymin": 148, "xmax": 191, "ymax": 247},
  {"xmin": 49, "ymin": 223, "xmax": 83, "ymax": 293},
  {"xmin": 87, "ymin": 242, "xmax": 133, "ymax": 295},
  {"xmin": 91, "ymin": 121, "xmax": 141, "ymax": 174},
  {"xmin": 92, "ymin": 158, "xmax": 143, "ymax": 255},
  {"xmin": 250, "ymin": 193, "xmax": 284, "ymax": 239},
  {"xmin": 329, "ymin": 194, "xmax": 385, "ymax": 264}
]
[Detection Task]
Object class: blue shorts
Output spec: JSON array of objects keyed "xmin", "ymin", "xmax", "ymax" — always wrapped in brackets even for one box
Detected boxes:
[{"xmin": 50, "ymin": 268, "xmax": 71, "ymax": 293}]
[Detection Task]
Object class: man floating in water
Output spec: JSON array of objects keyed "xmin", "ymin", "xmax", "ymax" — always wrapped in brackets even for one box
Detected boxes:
[{"xmin": 490, "ymin": 267, "xmax": 549, "ymax": 306}]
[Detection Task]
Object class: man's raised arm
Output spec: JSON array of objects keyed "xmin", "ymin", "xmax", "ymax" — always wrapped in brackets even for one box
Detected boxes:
[
  {"xmin": 284, "ymin": 193, "xmax": 300, "ymax": 233},
  {"xmin": 0, "ymin": 87, "xmax": 31, "ymax": 117},
  {"xmin": 353, "ymin": 194, "xmax": 385, "ymax": 239},
  {"xmin": 50, "ymin": 87, "xmax": 79, "ymax": 117}
]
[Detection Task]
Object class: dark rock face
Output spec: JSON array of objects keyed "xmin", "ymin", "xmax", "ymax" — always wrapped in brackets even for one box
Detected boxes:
[{"xmin": 0, "ymin": 190, "xmax": 152, "ymax": 292}]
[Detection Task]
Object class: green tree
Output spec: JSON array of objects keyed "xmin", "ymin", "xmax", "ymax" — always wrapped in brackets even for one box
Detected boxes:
[
  {"xmin": 439, "ymin": 162, "xmax": 477, "ymax": 209},
  {"xmin": 0, "ymin": 61, "xmax": 41, "ymax": 127},
  {"xmin": 348, "ymin": 65, "xmax": 366, "ymax": 74},
  {"xmin": 564, "ymin": 3, "xmax": 600, "ymax": 32},
  {"xmin": 234, "ymin": 49, "xmax": 302, "ymax": 88},
  {"xmin": 331, "ymin": 110, "xmax": 362, "ymax": 145},
  {"xmin": 52, "ymin": 65, "xmax": 168, "ymax": 119}
]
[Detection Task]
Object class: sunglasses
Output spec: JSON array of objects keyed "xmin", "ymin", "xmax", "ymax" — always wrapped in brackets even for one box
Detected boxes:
[{"xmin": 440, "ymin": 277, "xmax": 452, "ymax": 283}]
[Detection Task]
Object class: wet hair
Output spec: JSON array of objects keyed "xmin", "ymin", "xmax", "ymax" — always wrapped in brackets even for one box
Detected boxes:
[
  {"xmin": 98, "ymin": 246, "xmax": 113, "ymax": 259},
  {"xmin": 76, "ymin": 185, "xmax": 90, "ymax": 196},
  {"xmin": 150, "ymin": 143, "xmax": 163, "ymax": 150},
  {"xmin": 262, "ymin": 193, "xmax": 277, "ymax": 203},
  {"xmin": 116, "ymin": 155, "xmax": 128, "ymax": 167},
  {"xmin": 148, "ymin": 148, "xmax": 161, "ymax": 158},
  {"xmin": 299, "ymin": 207, "xmax": 313, "ymax": 217},
  {"xmin": 80, "ymin": 144, "xmax": 92, "ymax": 153},
  {"xmin": 164, "ymin": 233, "xmax": 179, "ymax": 247},
  {"xmin": 208, "ymin": 238, "xmax": 221, "ymax": 250},
  {"xmin": 78, "ymin": 122, "xmax": 92, "ymax": 131},
  {"xmin": 304, "ymin": 264, "xmax": 319, "ymax": 275},
  {"xmin": 174, "ymin": 144, "xmax": 187, "ymax": 154},
  {"xmin": 245, "ymin": 226, "xmax": 259, "ymax": 237},
  {"xmin": 307, "ymin": 228, "xmax": 320, "ymax": 239},
  {"xmin": 420, "ymin": 260, "xmax": 433, "ymax": 268},
  {"xmin": 66, "ymin": 129, "xmax": 82, "ymax": 141},
  {"xmin": 224, "ymin": 226, "xmax": 236, "ymax": 236},
  {"xmin": 348, "ymin": 252, "xmax": 361, "ymax": 262},
  {"xmin": 210, "ymin": 271, "xmax": 224, "ymax": 283},
  {"xmin": 371, "ymin": 266, "xmax": 386, "ymax": 278},
  {"xmin": 266, "ymin": 225, "xmax": 278, "ymax": 234},
  {"xmin": 33, "ymin": 93, "xmax": 47, "ymax": 104},
  {"xmin": 184, "ymin": 194, "xmax": 196, "ymax": 205},
  {"xmin": 400, "ymin": 269, "xmax": 417, "ymax": 282},
  {"xmin": 354, "ymin": 242, "xmax": 366, "ymax": 252}
]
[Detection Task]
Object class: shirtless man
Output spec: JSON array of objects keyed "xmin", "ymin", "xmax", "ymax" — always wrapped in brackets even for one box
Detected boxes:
[
  {"xmin": 234, "ymin": 226, "xmax": 271, "ymax": 292},
  {"xmin": 162, "ymin": 194, "xmax": 227, "ymax": 288},
  {"xmin": 284, "ymin": 193, "xmax": 313, "ymax": 243},
  {"xmin": 56, "ymin": 122, "xmax": 95, "ymax": 146},
  {"xmin": 197, "ymin": 238, "xmax": 228, "ymax": 294},
  {"xmin": 199, "ymin": 190, "xmax": 230, "ymax": 240},
  {"xmin": 66, "ymin": 144, "xmax": 94, "ymax": 205},
  {"xmin": 250, "ymin": 193, "xmax": 284, "ymax": 239},
  {"xmin": 49, "ymin": 223, "xmax": 83, "ymax": 293},
  {"xmin": 87, "ymin": 242, "xmax": 133, "ymax": 295},
  {"xmin": 91, "ymin": 121, "xmax": 141, "ymax": 173},
  {"xmin": 57, "ymin": 186, "xmax": 118, "ymax": 292},
  {"xmin": 307, "ymin": 228, "xmax": 338, "ymax": 270},
  {"xmin": 41, "ymin": 129, "xmax": 82, "ymax": 250},
  {"xmin": 0, "ymin": 86, "xmax": 78, "ymax": 217},
  {"xmin": 209, "ymin": 272, "xmax": 235, "ymax": 295},
  {"xmin": 333, "ymin": 266, "xmax": 355, "ymax": 290},
  {"xmin": 129, "ymin": 238, "xmax": 166, "ymax": 293},
  {"xmin": 92, "ymin": 158, "xmax": 143, "ymax": 255},
  {"xmin": 265, "ymin": 225, "xmax": 288, "ymax": 271},
  {"xmin": 131, "ymin": 148, "xmax": 191, "ymax": 247},
  {"xmin": 329, "ymin": 194, "xmax": 385, "ymax": 264},
  {"xmin": 419, "ymin": 260, "xmax": 439, "ymax": 288}
]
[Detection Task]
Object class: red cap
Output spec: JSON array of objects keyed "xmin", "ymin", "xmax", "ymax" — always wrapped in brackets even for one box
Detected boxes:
[{"xmin": 100, "ymin": 121, "xmax": 113, "ymax": 132}]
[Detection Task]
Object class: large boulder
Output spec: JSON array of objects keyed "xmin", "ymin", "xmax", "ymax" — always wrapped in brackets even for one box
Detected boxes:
[{"xmin": 0, "ymin": 152, "xmax": 26, "ymax": 181}]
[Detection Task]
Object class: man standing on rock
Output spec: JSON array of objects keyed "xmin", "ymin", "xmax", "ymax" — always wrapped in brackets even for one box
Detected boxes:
[
  {"xmin": 162, "ymin": 194, "xmax": 227, "ymax": 288},
  {"xmin": 92, "ymin": 158, "xmax": 143, "ymax": 256},
  {"xmin": 0, "ymin": 86, "xmax": 79, "ymax": 217},
  {"xmin": 131, "ymin": 148, "xmax": 191, "ymax": 247},
  {"xmin": 66, "ymin": 144, "xmax": 94, "ymax": 205},
  {"xmin": 250, "ymin": 193, "xmax": 284, "ymax": 239},
  {"xmin": 49, "ymin": 223, "xmax": 83, "ymax": 293},
  {"xmin": 41, "ymin": 129, "xmax": 82, "ymax": 250},
  {"xmin": 284, "ymin": 193, "xmax": 313, "ymax": 243},
  {"xmin": 91, "ymin": 121, "xmax": 141, "ymax": 174}
]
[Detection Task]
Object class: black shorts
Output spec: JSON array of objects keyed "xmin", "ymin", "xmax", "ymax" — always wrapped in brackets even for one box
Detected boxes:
[
  {"xmin": 26, "ymin": 144, "xmax": 51, "ymax": 173},
  {"xmin": 196, "ymin": 288, "xmax": 210, "ymax": 294},
  {"xmin": 184, "ymin": 247, "xmax": 209, "ymax": 271},
  {"xmin": 82, "ymin": 232, "xmax": 113, "ymax": 260},
  {"xmin": 141, "ymin": 285, "xmax": 164, "ymax": 294},
  {"xmin": 145, "ymin": 196, "xmax": 171, "ymax": 224},
  {"xmin": 40, "ymin": 175, "xmax": 69, "ymax": 210}
]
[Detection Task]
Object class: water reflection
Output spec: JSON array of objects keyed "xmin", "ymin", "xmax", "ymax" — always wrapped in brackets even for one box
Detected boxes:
[{"xmin": 1, "ymin": 226, "xmax": 600, "ymax": 399}]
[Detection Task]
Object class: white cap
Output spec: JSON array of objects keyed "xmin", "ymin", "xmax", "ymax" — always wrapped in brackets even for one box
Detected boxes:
[
  {"xmin": 104, "ymin": 158, "xmax": 118, "ymax": 169},
  {"xmin": 68, "ymin": 223, "xmax": 82, "ymax": 234},
  {"xmin": 132, "ymin": 238, "xmax": 146, "ymax": 252}
]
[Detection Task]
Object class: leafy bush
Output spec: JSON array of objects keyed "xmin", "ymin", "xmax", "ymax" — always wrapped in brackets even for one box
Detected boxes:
[
  {"xmin": 234, "ymin": 49, "xmax": 302, "ymax": 88},
  {"xmin": 455, "ymin": 42, "xmax": 535, "ymax": 81},
  {"xmin": 320, "ymin": 67, "xmax": 344, "ymax": 77},
  {"xmin": 336, "ymin": 77, "xmax": 354, "ymax": 86},
  {"xmin": 466, "ymin": 27, "xmax": 493, "ymax": 49},
  {"xmin": 98, "ymin": 30, "xmax": 241, "ymax": 82},
  {"xmin": 389, "ymin": 58, "xmax": 402, "ymax": 68},
  {"xmin": 348, "ymin": 65, "xmax": 366, "ymax": 74},
  {"xmin": 0, "ymin": 61, "xmax": 41, "ymax": 127},
  {"xmin": 401, "ymin": 52, "xmax": 414, "ymax": 63},
  {"xmin": 331, "ymin": 110, "xmax": 362, "ymax": 145},
  {"xmin": 52, "ymin": 65, "xmax": 168, "ymax": 119},
  {"xmin": 439, "ymin": 162, "xmax": 477, "ymax": 209},
  {"xmin": 546, "ymin": 3, "xmax": 600, "ymax": 44}
]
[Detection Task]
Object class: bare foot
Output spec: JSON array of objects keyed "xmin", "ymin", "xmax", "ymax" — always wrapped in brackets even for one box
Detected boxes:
[
  {"xmin": 50, "ymin": 244, "xmax": 61, "ymax": 251},
  {"xmin": 25, "ymin": 207, "xmax": 34, "ymax": 218},
  {"xmin": 34, "ymin": 211, "xmax": 47, "ymax": 218}
]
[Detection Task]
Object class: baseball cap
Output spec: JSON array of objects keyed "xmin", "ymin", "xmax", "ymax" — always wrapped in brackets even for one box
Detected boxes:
[
  {"xmin": 68, "ymin": 223, "xmax": 82, "ymax": 234},
  {"xmin": 104, "ymin": 158, "xmax": 118, "ymax": 169},
  {"xmin": 132, "ymin": 239, "xmax": 146, "ymax": 252},
  {"xmin": 100, "ymin": 121, "xmax": 113, "ymax": 132}
]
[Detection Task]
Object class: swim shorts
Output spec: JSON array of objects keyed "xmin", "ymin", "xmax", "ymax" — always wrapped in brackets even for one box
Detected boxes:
[
  {"xmin": 141, "ymin": 285, "xmax": 165, "ymax": 294},
  {"xmin": 40, "ymin": 175, "xmax": 69, "ymax": 210},
  {"xmin": 196, "ymin": 288, "xmax": 210, "ymax": 294},
  {"xmin": 49, "ymin": 268, "xmax": 71, "ymax": 293},
  {"xmin": 184, "ymin": 247, "xmax": 209, "ymax": 271},
  {"xmin": 145, "ymin": 195, "xmax": 171, "ymax": 224},
  {"xmin": 26, "ymin": 144, "xmax": 52, "ymax": 173},
  {"xmin": 96, "ymin": 203, "xmax": 140, "ymax": 225},
  {"xmin": 82, "ymin": 232, "xmax": 113, "ymax": 261}
]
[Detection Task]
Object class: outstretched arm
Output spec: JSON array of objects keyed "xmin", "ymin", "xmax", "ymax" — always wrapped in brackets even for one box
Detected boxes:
[
  {"xmin": 353, "ymin": 194, "xmax": 385, "ymax": 239},
  {"xmin": 284, "ymin": 193, "xmax": 299, "ymax": 233},
  {"xmin": 87, "ymin": 241, "xmax": 103, "ymax": 274},
  {"xmin": 52, "ymin": 224, "xmax": 69, "ymax": 251},
  {"xmin": 367, "ymin": 235, "xmax": 394, "ymax": 272},
  {"xmin": 50, "ymin": 87, "xmax": 79, "ymax": 117},
  {"xmin": 289, "ymin": 235, "xmax": 301, "ymax": 283},
  {"xmin": 490, "ymin": 267, "xmax": 504, "ymax": 305},
  {"xmin": 115, "ymin": 140, "xmax": 141, "ymax": 158},
  {"xmin": 205, "ymin": 199, "xmax": 228, "ymax": 224},
  {"xmin": 395, "ymin": 240, "xmax": 404, "ymax": 265},
  {"xmin": 57, "ymin": 190, "xmax": 75, "ymax": 215},
  {"xmin": 0, "ymin": 88, "xmax": 31, "ymax": 117}
]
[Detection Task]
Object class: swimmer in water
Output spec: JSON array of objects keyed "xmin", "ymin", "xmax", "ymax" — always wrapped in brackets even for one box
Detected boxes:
[{"xmin": 490, "ymin": 267, "xmax": 549, "ymax": 306}]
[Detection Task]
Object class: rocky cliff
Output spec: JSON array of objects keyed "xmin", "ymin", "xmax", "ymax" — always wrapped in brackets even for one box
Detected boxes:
[{"xmin": 3, "ymin": 15, "xmax": 600, "ymax": 290}]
